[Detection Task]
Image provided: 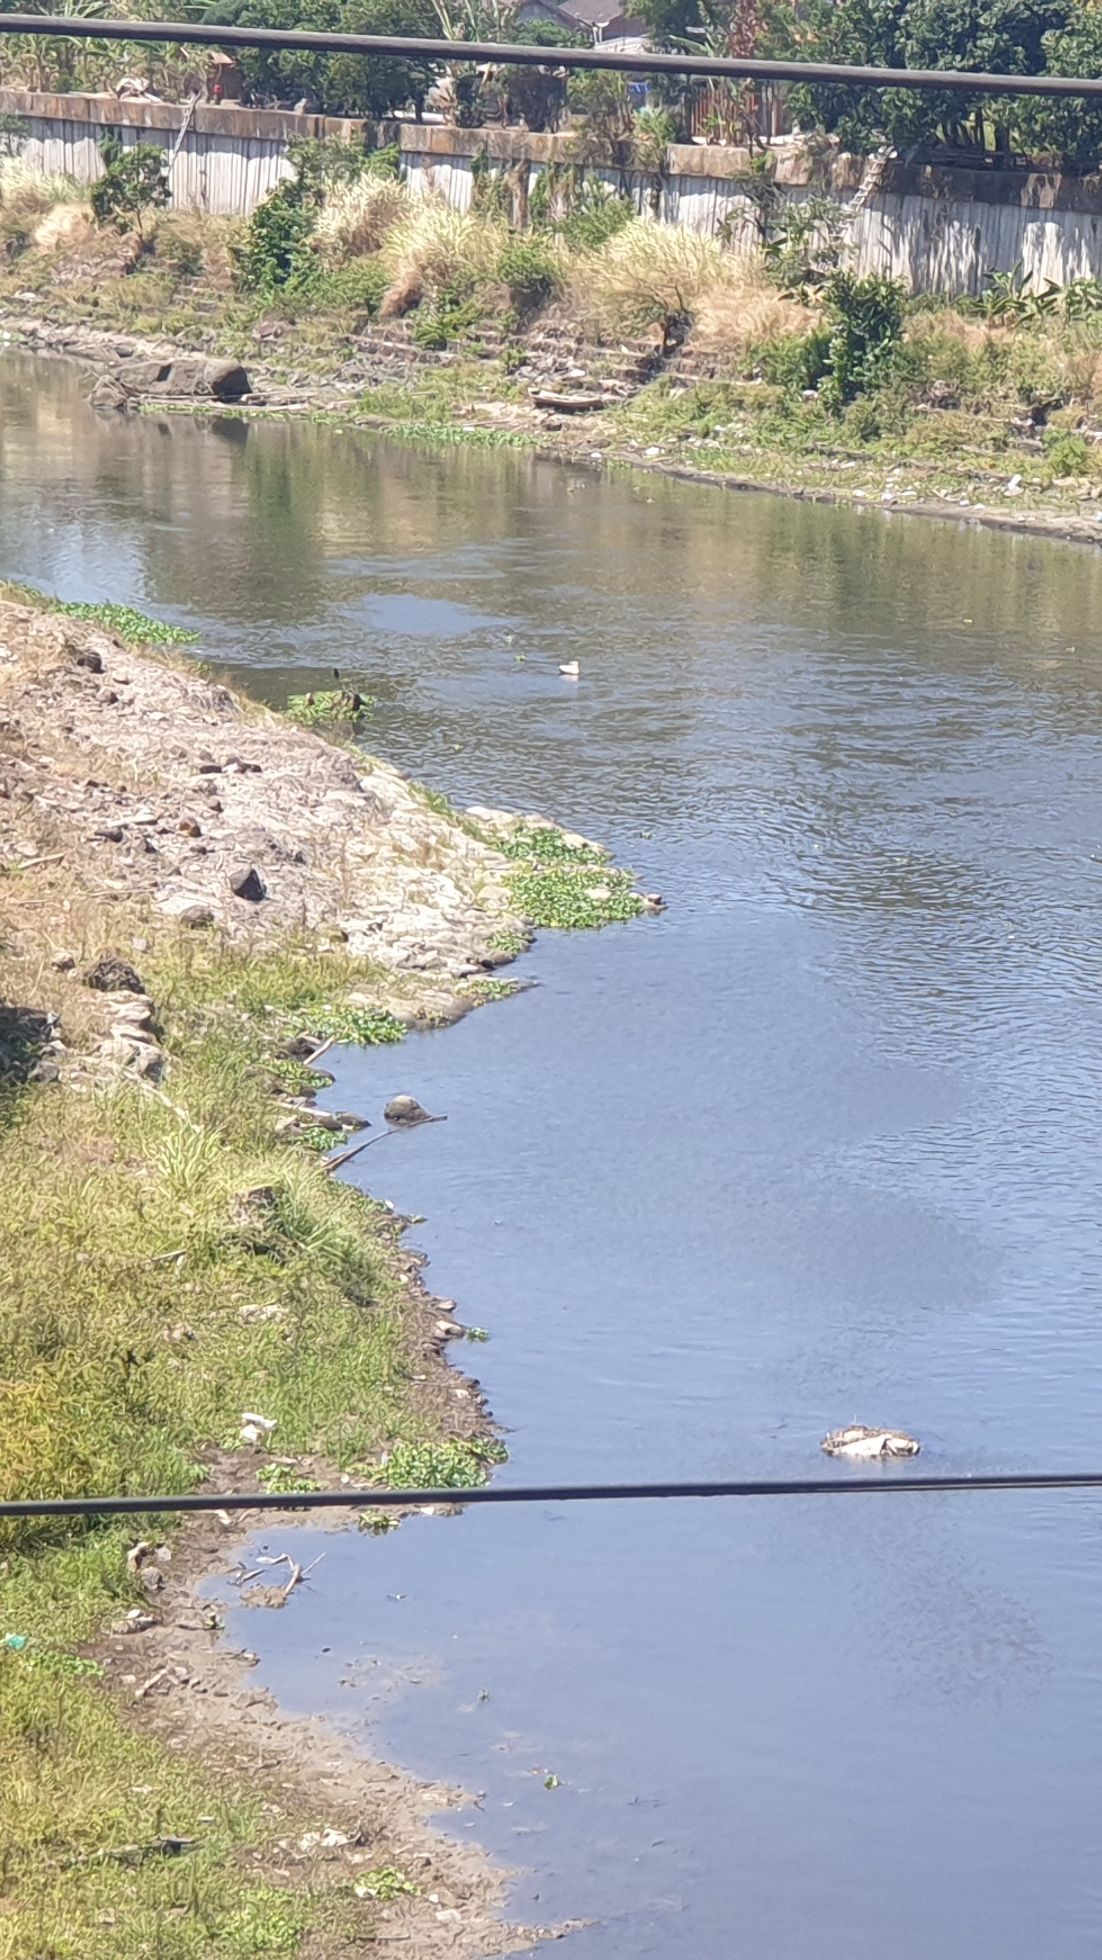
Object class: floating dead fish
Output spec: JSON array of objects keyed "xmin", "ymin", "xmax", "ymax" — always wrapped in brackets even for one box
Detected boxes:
[
  {"xmin": 558, "ymin": 661, "xmax": 580, "ymax": 679},
  {"xmin": 821, "ymin": 1424, "xmax": 921, "ymax": 1459}
]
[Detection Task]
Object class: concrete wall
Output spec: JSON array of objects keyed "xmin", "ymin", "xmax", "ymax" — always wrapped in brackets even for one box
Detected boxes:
[
  {"xmin": 398, "ymin": 126, "xmax": 1102, "ymax": 297},
  {"xmin": 0, "ymin": 88, "xmax": 362, "ymax": 216},
  {"xmin": 5, "ymin": 89, "xmax": 1102, "ymax": 295}
]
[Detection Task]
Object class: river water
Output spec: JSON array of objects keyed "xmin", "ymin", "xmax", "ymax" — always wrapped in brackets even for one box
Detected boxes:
[{"xmin": 5, "ymin": 352, "xmax": 1102, "ymax": 1956}]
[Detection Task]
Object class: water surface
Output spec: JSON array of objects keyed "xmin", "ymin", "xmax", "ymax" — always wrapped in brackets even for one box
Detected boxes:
[{"xmin": 4, "ymin": 352, "xmax": 1102, "ymax": 1957}]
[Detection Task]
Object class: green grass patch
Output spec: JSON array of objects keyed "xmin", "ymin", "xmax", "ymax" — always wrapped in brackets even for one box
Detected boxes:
[{"xmin": 0, "ymin": 935, "xmax": 488, "ymax": 1952}]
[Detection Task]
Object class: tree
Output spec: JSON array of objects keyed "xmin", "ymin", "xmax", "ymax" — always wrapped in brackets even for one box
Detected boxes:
[
  {"xmin": 774, "ymin": 0, "xmax": 1070, "ymax": 155},
  {"xmin": 1013, "ymin": 11, "xmax": 1102, "ymax": 166},
  {"xmin": 203, "ymin": 0, "xmax": 439, "ymax": 118},
  {"xmin": 90, "ymin": 135, "xmax": 169, "ymax": 235},
  {"xmin": 503, "ymin": 19, "xmax": 579, "ymax": 132}
]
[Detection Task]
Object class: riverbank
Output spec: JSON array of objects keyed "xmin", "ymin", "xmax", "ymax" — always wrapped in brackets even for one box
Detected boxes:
[
  {"xmin": 0, "ymin": 588, "xmax": 643, "ymax": 1956},
  {"xmin": 6, "ymin": 168, "xmax": 1102, "ymax": 551}
]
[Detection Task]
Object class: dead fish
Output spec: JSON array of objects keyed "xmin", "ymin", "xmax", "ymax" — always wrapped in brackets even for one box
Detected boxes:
[
  {"xmin": 821, "ymin": 1424, "xmax": 921, "ymax": 1459},
  {"xmin": 558, "ymin": 661, "xmax": 580, "ymax": 679}
]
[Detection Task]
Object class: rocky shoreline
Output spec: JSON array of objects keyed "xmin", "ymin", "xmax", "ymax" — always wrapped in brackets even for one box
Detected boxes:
[
  {"xmin": 0, "ymin": 585, "xmax": 646, "ymax": 1955},
  {"xmin": 9, "ymin": 310, "xmax": 1102, "ymax": 554}
]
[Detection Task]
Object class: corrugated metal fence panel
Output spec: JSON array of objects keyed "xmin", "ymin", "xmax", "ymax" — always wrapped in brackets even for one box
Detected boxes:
[{"xmin": 9, "ymin": 95, "xmax": 1102, "ymax": 292}]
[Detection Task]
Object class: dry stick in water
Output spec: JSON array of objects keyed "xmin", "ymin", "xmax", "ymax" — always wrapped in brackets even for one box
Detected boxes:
[{"xmin": 326, "ymin": 1114, "xmax": 447, "ymax": 1175}]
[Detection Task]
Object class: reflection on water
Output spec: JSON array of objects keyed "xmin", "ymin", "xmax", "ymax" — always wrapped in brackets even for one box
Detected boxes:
[{"xmin": 6, "ymin": 351, "xmax": 1102, "ymax": 1958}]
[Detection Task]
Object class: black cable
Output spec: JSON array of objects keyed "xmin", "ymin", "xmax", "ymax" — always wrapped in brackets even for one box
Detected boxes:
[
  {"xmin": 1, "ymin": 15, "xmax": 1102, "ymax": 100},
  {"xmin": 6, "ymin": 1470, "xmax": 1102, "ymax": 1520}
]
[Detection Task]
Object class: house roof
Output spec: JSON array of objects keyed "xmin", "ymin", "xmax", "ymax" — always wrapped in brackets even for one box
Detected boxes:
[{"xmin": 557, "ymin": 0, "xmax": 642, "ymax": 26}]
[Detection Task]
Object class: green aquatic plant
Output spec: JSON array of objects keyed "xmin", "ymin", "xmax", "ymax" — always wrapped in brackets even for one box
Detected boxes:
[
  {"xmin": 306, "ymin": 1005, "xmax": 406, "ymax": 1046},
  {"xmin": 500, "ymin": 823, "xmax": 644, "ymax": 931},
  {"xmin": 375, "ymin": 1436, "xmax": 507, "ymax": 1488},
  {"xmin": 54, "ymin": 599, "xmax": 197, "ymax": 646},
  {"xmin": 285, "ymin": 688, "xmax": 372, "ymax": 727}
]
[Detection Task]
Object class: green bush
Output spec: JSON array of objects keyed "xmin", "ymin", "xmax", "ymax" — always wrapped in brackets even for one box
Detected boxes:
[
  {"xmin": 232, "ymin": 178, "xmax": 317, "ymax": 297},
  {"xmin": 409, "ymin": 283, "xmax": 484, "ymax": 348},
  {"xmin": 90, "ymin": 136, "xmax": 169, "ymax": 236},
  {"xmin": 1042, "ymin": 427, "xmax": 1092, "ymax": 476},
  {"xmin": 497, "ymin": 235, "xmax": 562, "ymax": 315},
  {"xmin": 313, "ymin": 255, "xmax": 390, "ymax": 316},
  {"xmin": 820, "ymin": 270, "xmax": 905, "ymax": 410},
  {"xmin": 558, "ymin": 181, "xmax": 634, "ymax": 252},
  {"xmin": 756, "ymin": 326, "xmax": 833, "ymax": 391}
]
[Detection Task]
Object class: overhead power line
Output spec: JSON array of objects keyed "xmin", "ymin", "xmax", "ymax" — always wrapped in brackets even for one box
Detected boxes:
[
  {"xmin": 6, "ymin": 1469, "xmax": 1102, "ymax": 1521},
  {"xmin": 2, "ymin": 15, "xmax": 1102, "ymax": 100}
]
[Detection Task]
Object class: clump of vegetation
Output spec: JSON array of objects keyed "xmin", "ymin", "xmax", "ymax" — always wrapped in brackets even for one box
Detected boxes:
[
  {"xmin": 285, "ymin": 686, "xmax": 372, "ymax": 726},
  {"xmin": 90, "ymin": 136, "xmax": 169, "ymax": 236},
  {"xmin": 54, "ymin": 598, "xmax": 199, "ymax": 646},
  {"xmin": 375, "ymin": 1435, "xmax": 508, "ymax": 1487},
  {"xmin": 497, "ymin": 232, "xmax": 564, "ymax": 316},
  {"xmin": 500, "ymin": 823, "xmax": 644, "ymax": 930},
  {"xmin": 257, "ymin": 1461, "xmax": 321, "ymax": 1494}
]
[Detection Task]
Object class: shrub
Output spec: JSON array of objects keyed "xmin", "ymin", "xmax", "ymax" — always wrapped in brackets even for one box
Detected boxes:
[
  {"xmin": 232, "ymin": 177, "xmax": 317, "ymax": 296},
  {"xmin": 756, "ymin": 325, "xmax": 833, "ymax": 390},
  {"xmin": 819, "ymin": 270, "xmax": 905, "ymax": 410},
  {"xmin": 90, "ymin": 136, "xmax": 169, "ymax": 236},
  {"xmin": 1042, "ymin": 427, "xmax": 1092, "ymax": 476},
  {"xmin": 316, "ymin": 255, "xmax": 391, "ymax": 315},
  {"xmin": 558, "ymin": 180, "xmax": 633, "ymax": 252},
  {"xmin": 497, "ymin": 234, "xmax": 563, "ymax": 315},
  {"xmin": 379, "ymin": 201, "xmax": 503, "ymax": 318}
]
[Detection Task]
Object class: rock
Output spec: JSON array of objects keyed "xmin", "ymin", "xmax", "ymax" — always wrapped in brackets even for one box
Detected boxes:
[
  {"xmin": 179, "ymin": 904, "xmax": 214, "ymax": 929},
  {"xmin": 74, "ymin": 646, "xmax": 104, "ymax": 674},
  {"xmin": 85, "ymin": 956, "xmax": 145, "ymax": 994},
  {"xmin": 50, "ymin": 951, "xmax": 76, "ymax": 972},
  {"xmin": 202, "ymin": 357, "xmax": 252, "ymax": 401},
  {"xmin": 178, "ymin": 817, "xmax": 202, "ymax": 837},
  {"xmin": 384, "ymin": 1095, "xmax": 438, "ymax": 1127},
  {"xmin": 195, "ymin": 756, "xmax": 222, "ymax": 775},
  {"xmin": 228, "ymin": 864, "xmax": 266, "ymax": 902},
  {"xmin": 89, "ymin": 374, "xmax": 132, "ymax": 412}
]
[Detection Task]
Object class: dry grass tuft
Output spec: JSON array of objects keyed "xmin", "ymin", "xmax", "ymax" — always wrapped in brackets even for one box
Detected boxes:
[
  {"xmin": 379, "ymin": 199, "xmax": 506, "ymax": 317},
  {"xmin": 314, "ymin": 173, "xmax": 410, "ymax": 259},
  {"xmin": 575, "ymin": 219, "xmax": 817, "ymax": 352},
  {"xmin": 694, "ymin": 268, "xmax": 817, "ymax": 353}
]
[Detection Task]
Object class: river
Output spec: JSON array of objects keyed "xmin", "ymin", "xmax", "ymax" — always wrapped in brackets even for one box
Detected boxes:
[{"xmin": 4, "ymin": 350, "xmax": 1102, "ymax": 1957}]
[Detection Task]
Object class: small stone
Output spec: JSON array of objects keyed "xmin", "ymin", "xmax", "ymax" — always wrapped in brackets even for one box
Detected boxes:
[
  {"xmin": 178, "ymin": 818, "xmax": 202, "ymax": 838},
  {"xmin": 85, "ymin": 957, "xmax": 145, "ymax": 994},
  {"xmin": 50, "ymin": 951, "xmax": 76, "ymax": 972},
  {"xmin": 179, "ymin": 904, "xmax": 214, "ymax": 929},
  {"xmin": 94, "ymin": 825, "xmax": 124, "ymax": 843},
  {"xmin": 229, "ymin": 864, "xmax": 266, "ymax": 902},
  {"xmin": 74, "ymin": 646, "xmax": 104, "ymax": 674},
  {"xmin": 195, "ymin": 756, "xmax": 222, "ymax": 775}
]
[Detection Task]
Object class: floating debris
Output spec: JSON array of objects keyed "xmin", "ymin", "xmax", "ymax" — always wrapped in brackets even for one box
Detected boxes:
[{"xmin": 821, "ymin": 1424, "xmax": 921, "ymax": 1459}]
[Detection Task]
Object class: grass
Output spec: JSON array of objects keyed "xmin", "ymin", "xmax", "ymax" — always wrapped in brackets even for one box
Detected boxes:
[{"xmin": 0, "ymin": 933, "xmax": 489, "ymax": 1952}]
